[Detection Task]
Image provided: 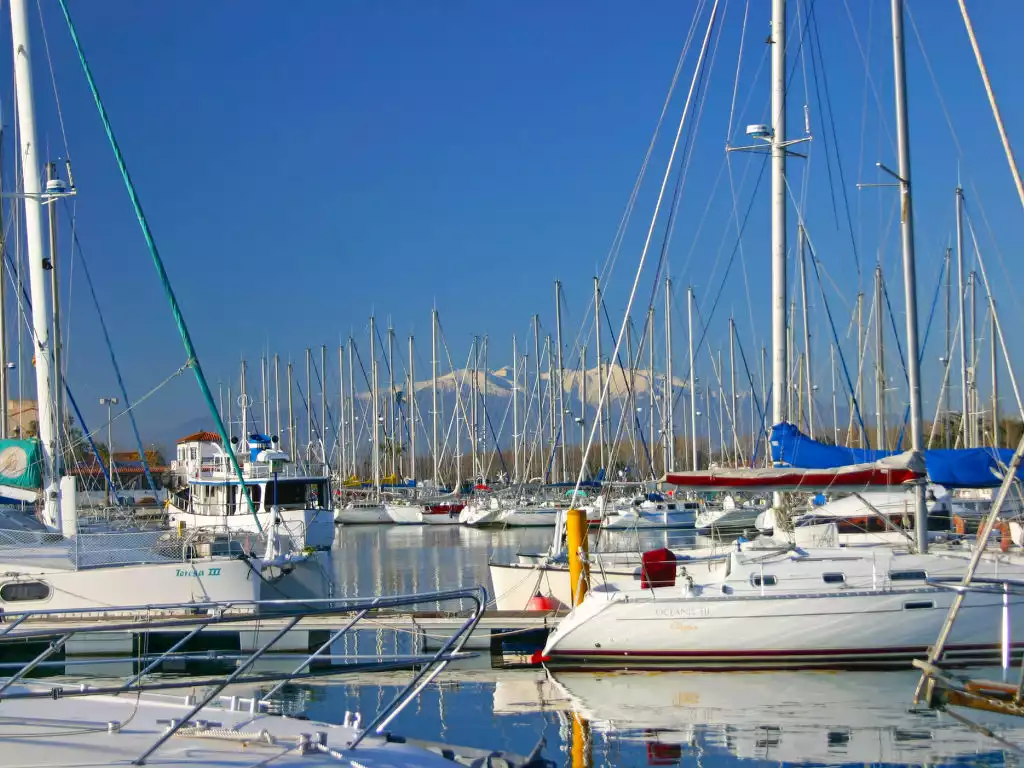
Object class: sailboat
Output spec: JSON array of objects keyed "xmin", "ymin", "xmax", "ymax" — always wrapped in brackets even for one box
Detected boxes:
[
  {"xmin": 0, "ymin": 0, "xmax": 286, "ymax": 611},
  {"xmin": 541, "ymin": 0, "xmax": 1024, "ymax": 670}
]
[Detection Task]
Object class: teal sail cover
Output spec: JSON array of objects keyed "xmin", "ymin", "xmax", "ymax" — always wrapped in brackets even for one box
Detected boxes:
[{"xmin": 0, "ymin": 438, "xmax": 43, "ymax": 489}]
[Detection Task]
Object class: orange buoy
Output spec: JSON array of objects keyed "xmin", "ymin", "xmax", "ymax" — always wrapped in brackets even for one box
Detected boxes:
[
  {"xmin": 1000, "ymin": 521, "xmax": 1012, "ymax": 552},
  {"xmin": 527, "ymin": 593, "xmax": 559, "ymax": 612},
  {"xmin": 953, "ymin": 514, "xmax": 966, "ymax": 535}
]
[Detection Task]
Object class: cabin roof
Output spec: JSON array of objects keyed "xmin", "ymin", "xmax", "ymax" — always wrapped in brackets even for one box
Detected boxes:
[{"xmin": 176, "ymin": 430, "xmax": 222, "ymax": 445}]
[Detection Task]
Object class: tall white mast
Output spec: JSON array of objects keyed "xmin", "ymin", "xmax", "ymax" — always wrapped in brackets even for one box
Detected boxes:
[
  {"xmin": 403, "ymin": 335, "xmax": 411, "ymax": 481},
  {"xmin": 890, "ymin": 0, "xmax": 928, "ymax": 552},
  {"xmin": 10, "ymin": 0, "xmax": 59, "ymax": 529},
  {"xmin": 770, "ymin": 0, "xmax": 788, "ymax": 508},
  {"xmin": 955, "ymin": 185, "xmax": 968, "ymax": 447},
  {"xmin": 874, "ymin": 265, "xmax": 886, "ymax": 448},
  {"xmin": 687, "ymin": 287, "xmax": 698, "ymax": 471},
  {"xmin": 431, "ymin": 310, "xmax": 439, "ymax": 485},
  {"xmin": 594, "ymin": 278, "xmax": 605, "ymax": 470},
  {"xmin": 664, "ymin": 277, "xmax": 674, "ymax": 471},
  {"xmin": 554, "ymin": 281, "xmax": 567, "ymax": 482},
  {"xmin": 512, "ymin": 334, "xmax": 519, "ymax": 482}
]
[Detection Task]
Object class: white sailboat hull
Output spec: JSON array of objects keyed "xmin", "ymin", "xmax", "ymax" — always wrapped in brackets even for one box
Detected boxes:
[
  {"xmin": 335, "ymin": 505, "xmax": 391, "ymax": 524},
  {"xmin": 600, "ymin": 508, "xmax": 696, "ymax": 530},
  {"xmin": 542, "ymin": 549, "xmax": 1024, "ymax": 670},
  {"xmin": 0, "ymin": 556, "xmax": 260, "ymax": 613}
]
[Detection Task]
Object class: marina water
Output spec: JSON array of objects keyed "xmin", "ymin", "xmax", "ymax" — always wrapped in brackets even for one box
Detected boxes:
[{"xmin": 264, "ymin": 526, "xmax": 1023, "ymax": 767}]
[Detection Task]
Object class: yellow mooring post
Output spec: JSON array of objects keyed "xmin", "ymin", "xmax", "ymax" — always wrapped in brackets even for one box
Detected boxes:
[
  {"xmin": 566, "ymin": 507, "xmax": 590, "ymax": 606},
  {"xmin": 570, "ymin": 711, "xmax": 592, "ymax": 768}
]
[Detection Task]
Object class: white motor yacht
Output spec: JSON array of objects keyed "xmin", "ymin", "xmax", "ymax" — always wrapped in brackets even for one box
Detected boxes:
[{"xmin": 167, "ymin": 432, "xmax": 335, "ymax": 551}]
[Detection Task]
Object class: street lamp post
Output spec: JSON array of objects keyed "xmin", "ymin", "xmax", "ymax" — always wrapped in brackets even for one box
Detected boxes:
[{"xmin": 99, "ymin": 396, "xmax": 118, "ymax": 504}]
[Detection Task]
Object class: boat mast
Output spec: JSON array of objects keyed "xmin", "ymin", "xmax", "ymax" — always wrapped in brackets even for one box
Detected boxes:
[
  {"xmin": 387, "ymin": 325, "xmax": 395, "ymax": 476},
  {"xmin": 260, "ymin": 355, "xmax": 268, "ymax": 432},
  {"xmin": 874, "ymin": 265, "xmax": 886, "ymax": 449},
  {"xmin": 798, "ymin": 224, "xmax": 814, "ymax": 438},
  {"xmin": 580, "ymin": 343, "xmax": 587, "ymax": 476},
  {"xmin": 431, "ymin": 310, "xmax": 439, "ymax": 485},
  {"xmin": 274, "ymin": 354, "xmax": 281, "ymax": 443},
  {"xmin": 990, "ymin": 299, "xmax": 999, "ymax": 446},
  {"xmin": 533, "ymin": 315, "xmax": 542, "ymax": 479},
  {"xmin": 470, "ymin": 335, "xmax": 478, "ymax": 480},
  {"xmin": 338, "ymin": 345, "xmax": 346, "ymax": 475},
  {"xmin": 10, "ymin": 0, "xmax": 59, "ymax": 528},
  {"xmin": 594, "ymin": 277, "xmax": 606, "ymax": 470},
  {"xmin": 687, "ymin": 287, "xmax": 697, "ymax": 471},
  {"xmin": 347, "ymin": 340, "xmax": 356, "ymax": 477},
  {"xmin": 555, "ymin": 280, "xmax": 568, "ymax": 482},
  {"xmin": 729, "ymin": 315, "xmax": 738, "ymax": 464},
  {"xmin": 482, "ymin": 335, "xmax": 489, "ymax": 475},
  {"xmin": 0, "ymin": 129, "xmax": 7, "ymax": 441},
  {"xmin": 320, "ymin": 345, "xmax": 328, "ymax": 464},
  {"xmin": 45, "ymin": 162, "xmax": 63, "ymax": 476},
  {"xmin": 664, "ymin": 277, "xmax": 674, "ymax": 471},
  {"xmin": 369, "ymin": 317, "xmax": 380, "ymax": 492},
  {"xmin": 287, "ymin": 362, "xmax": 295, "ymax": 460},
  {"xmin": 240, "ymin": 359, "xmax": 248, "ymax": 445},
  {"xmin": 944, "ymin": 246, "xmax": 951, "ymax": 446},
  {"xmin": 831, "ymin": 344, "xmax": 839, "ymax": 444},
  {"xmin": 304, "ymin": 348, "xmax": 312, "ymax": 460},
  {"xmin": 647, "ymin": 306, "xmax": 655, "ymax": 477},
  {"xmin": 512, "ymin": 334, "xmax": 519, "ymax": 482},
  {"xmin": 889, "ymin": 0, "xmax": 928, "ymax": 552},
  {"xmin": 403, "ymin": 335, "xmax": 411, "ymax": 481},
  {"xmin": 955, "ymin": 185, "xmax": 968, "ymax": 448},
  {"xmin": 969, "ymin": 271, "xmax": 977, "ymax": 447},
  {"xmin": 770, "ymin": 0, "xmax": 788, "ymax": 508}
]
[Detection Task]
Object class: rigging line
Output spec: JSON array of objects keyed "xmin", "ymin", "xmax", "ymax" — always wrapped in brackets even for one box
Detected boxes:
[
  {"xmin": 903, "ymin": 5, "xmax": 1020, "ymax": 321},
  {"xmin": 725, "ymin": 0, "xmax": 750, "ymax": 142},
  {"xmin": 955, "ymin": 0, "xmax": 1024, "ymax": 213},
  {"xmin": 0, "ymin": 241, "xmax": 113, "ymax": 488},
  {"xmin": 599, "ymin": 301, "xmax": 653, "ymax": 479},
  {"xmin": 59, "ymin": 201, "xmax": 156, "ymax": 490},
  {"xmin": 58, "ymin": 0, "xmax": 260, "ymax": 528},
  {"xmin": 840, "ymin": 0, "xmax": 896, "ymax": 157},
  {"xmin": 596, "ymin": 0, "xmax": 705, "ymax": 294},
  {"xmin": 559, "ymin": 0, "xmax": 723, "ymax": 529},
  {"xmin": 964, "ymin": 205, "xmax": 1024, "ymax": 421},
  {"xmin": 650, "ymin": 0, "xmax": 728, "ymax": 315},
  {"xmin": 894, "ymin": 262, "xmax": 957, "ymax": 452},
  {"xmin": 805, "ymin": 234, "xmax": 870, "ymax": 447},
  {"xmin": 670, "ymin": 155, "xmax": 769, "ymax": 415},
  {"xmin": 807, "ymin": 0, "xmax": 861, "ymax": 278},
  {"xmin": 34, "ymin": 0, "xmax": 71, "ymax": 158}
]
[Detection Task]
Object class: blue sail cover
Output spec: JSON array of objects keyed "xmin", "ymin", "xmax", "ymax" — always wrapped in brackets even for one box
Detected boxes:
[{"xmin": 770, "ymin": 422, "xmax": 1022, "ymax": 488}]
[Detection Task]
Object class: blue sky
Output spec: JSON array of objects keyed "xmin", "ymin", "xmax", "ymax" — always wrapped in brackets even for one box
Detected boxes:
[{"xmin": 3, "ymin": 0, "xmax": 1023, "ymax": 449}]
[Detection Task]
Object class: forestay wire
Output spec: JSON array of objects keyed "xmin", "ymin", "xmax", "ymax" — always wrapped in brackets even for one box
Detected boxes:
[{"xmin": 58, "ymin": 1, "xmax": 260, "ymax": 528}]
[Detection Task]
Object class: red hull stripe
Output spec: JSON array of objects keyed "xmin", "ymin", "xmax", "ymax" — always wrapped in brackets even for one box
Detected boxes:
[{"xmin": 663, "ymin": 467, "xmax": 921, "ymax": 491}]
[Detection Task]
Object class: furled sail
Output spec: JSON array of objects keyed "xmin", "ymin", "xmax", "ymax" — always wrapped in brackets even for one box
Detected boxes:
[
  {"xmin": 663, "ymin": 451, "xmax": 924, "ymax": 492},
  {"xmin": 770, "ymin": 422, "xmax": 1021, "ymax": 488}
]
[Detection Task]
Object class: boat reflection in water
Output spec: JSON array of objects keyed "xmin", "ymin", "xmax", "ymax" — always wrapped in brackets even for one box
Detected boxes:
[{"xmin": 541, "ymin": 669, "xmax": 1024, "ymax": 765}]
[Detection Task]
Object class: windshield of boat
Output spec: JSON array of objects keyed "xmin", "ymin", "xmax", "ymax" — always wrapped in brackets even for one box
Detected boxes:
[{"xmin": 265, "ymin": 479, "xmax": 327, "ymax": 509}]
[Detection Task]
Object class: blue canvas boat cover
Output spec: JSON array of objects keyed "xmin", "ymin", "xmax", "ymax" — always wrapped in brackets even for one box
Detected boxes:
[{"xmin": 769, "ymin": 421, "xmax": 1021, "ymax": 488}]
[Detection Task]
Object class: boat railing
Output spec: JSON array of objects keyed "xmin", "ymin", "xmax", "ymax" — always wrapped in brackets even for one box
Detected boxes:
[
  {"xmin": 0, "ymin": 525, "xmax": 270, "ymax": 569},
  {"xmin": 0, "ymin": 587, "xmax": 488, "ymax": 762}
]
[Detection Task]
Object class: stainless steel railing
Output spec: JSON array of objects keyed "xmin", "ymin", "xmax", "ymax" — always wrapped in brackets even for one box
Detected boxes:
[{"xmin": 0, "ymin": 587, "xmax": 488, "ymax": 763}]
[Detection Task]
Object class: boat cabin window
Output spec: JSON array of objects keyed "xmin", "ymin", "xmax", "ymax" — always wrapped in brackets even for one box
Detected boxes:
[
  {"xmin": 266, "ymin": 480, "xmax": 326, "ymax": 509},
  {"xmin": 1, "ymin": 580, "xmax": 51, "ymax": 602},
  {"xmin": 750, "ymin": 574, "xmax": 777, "ymax": 588},
  {"xmin": 822, "ymin": 572, "xmax": 845, "ymax": 584},
  {"xmin": 889, "ymin": 570, "xmax": 927, "ymax": 582}
]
